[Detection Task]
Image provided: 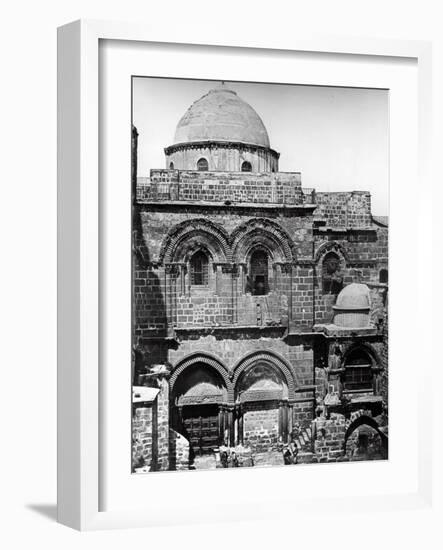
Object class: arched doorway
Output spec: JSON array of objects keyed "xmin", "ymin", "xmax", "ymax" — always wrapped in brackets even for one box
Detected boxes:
[
  {"xmin": 171, "ymin": 362, "xmax": 228, "ymax": 456},
  {"xmin": 344, "ymin": 415, "xmax": 388, "ymax": 461},
  {"xmin": 235, "ymin": 361, "xmax": 289, "ymax": 452}
]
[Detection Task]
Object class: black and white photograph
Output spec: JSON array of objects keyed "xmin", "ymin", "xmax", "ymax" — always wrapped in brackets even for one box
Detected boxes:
[{"xmin": 131, "ymin": 77, "xmax": 389, "ymax": 473}]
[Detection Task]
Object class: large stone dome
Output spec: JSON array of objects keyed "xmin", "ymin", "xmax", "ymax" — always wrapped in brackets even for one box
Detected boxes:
[{"xmin": 173, "ymin": 87, "xmax": 270, "ymax": 148}]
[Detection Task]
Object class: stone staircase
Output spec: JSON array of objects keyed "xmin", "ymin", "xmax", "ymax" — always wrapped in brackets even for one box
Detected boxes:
[{"xmin": 294, "ymin": 426, "xmax": 313, "ymax": 452}]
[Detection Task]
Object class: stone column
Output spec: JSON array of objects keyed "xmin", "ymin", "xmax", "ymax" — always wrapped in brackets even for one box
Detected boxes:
[
  {"xmin": 179, "ymin": 264, "xmax": 186, "ymax": 296},
  {"xmin": 227, "ymin": 405, "xmax": 235, "ymax": 447},
  {"xmin": 239, "ymin": 263, "xmax": 246, "ymax": 294},
  {"xmin": 218, "ymin": 406, "xmax": 224, "ymax": 442},
  {"xmin": 279, "ymin": 400, "xmax": 289, "ymax": 443},
  {"xmin": 214, "ymin": 264, "xmax": 222, "ymax": 295},
  {"xmin": 273, "ymin": 263, "xmax": 281, "ymax": 293},
  {"xmin": 288, "ymin": 402, "xmax": 293, "ymax": 439},
  {"xmin": 238, "ymin": 409, "xmax": 244, "ymax": 445}
]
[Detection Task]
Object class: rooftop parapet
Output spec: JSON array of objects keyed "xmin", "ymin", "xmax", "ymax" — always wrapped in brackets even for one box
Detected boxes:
[{"xmin": 136, "ymin": 169, "xmax": 315, "ymax": 206}]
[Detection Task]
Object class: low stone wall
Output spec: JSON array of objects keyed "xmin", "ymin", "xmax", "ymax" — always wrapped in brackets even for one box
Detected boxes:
[
  {"xmin": 132, "ymin": 405, "xmax": 155, "ymax": 471},
  {"xmin": 169, "ymin": 429, "xmax": 190, "ymax": 470},
  {"xmin": 313, "ymin": 414, "xmax": 347, "ymax": 462}
]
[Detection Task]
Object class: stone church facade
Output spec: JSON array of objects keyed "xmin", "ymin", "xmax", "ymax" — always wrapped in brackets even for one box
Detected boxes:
[{"xmin": 131, "ymin": 86, "xmax": 389, "ymax": 472}]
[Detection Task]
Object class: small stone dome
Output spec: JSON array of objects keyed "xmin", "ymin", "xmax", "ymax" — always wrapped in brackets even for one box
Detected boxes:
[
  {"xmin": 332, "ymin": 283, "xmax": 371, "ymax": 328},
  {"xmin": 173, "ymin": 86, "xmax": 270, "ymax": 148},
  {"xmin": 333, "ymin": 283, "xmax": 371, "ymax": 311}
]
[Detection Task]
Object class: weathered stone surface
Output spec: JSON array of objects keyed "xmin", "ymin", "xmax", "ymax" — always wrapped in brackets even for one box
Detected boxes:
[{"xmin": 131, "ymin": 87, "xmax": 389, "ymax": 472}]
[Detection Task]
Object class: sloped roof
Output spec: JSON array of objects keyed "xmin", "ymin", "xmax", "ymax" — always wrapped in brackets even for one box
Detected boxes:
[{"xmin": 372, "ymin": 215, "xmax": 388, "ymax": 227}]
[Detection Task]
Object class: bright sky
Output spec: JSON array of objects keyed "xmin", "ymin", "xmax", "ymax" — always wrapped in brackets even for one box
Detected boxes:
[{"xmin": 133, "ymin": 78, "xmax": 389, "ymax": 216}]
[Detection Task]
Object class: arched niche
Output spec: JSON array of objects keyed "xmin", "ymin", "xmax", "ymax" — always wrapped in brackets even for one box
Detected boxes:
[{"xmin": 235, "ymin": 361, "xmax": 289, "ymax": 403}]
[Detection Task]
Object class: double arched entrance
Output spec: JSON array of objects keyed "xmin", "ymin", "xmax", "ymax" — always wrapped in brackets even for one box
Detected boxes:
[{"xmin": 170, "ymin": 352, "xmax": 296, "ymax": 457}]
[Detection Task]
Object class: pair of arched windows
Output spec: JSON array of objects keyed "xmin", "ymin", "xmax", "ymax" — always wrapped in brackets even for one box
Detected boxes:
[
  {"xmin": 188, "ymin": 248, "xmax": 270, "ymax": 295},
  {"xmin": 195, "ymin": 159, "xmax": 252, "ymax": 172}
]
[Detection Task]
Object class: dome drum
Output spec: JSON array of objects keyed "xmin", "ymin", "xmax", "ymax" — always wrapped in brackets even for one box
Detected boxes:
[
  {"xmin": 332, "ymin": 283, "xmax": 371, "ymax": 328},
  {"xmin": 164, "ymin": 140, "xmax": 279, "ymax": 173}
]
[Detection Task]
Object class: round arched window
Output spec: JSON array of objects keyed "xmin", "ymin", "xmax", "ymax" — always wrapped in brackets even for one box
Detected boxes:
[
  {"xmin": 322, "ymin": 252, "xmax": 343, "ymax": 295},
  {"xmin": 249, "ymin": 249, "xmax": 269, "ymax": 295},
  {"xmin": 169, "ymin": 161, "xmax": 174, "ymax": 170},
  {"xmin": 197, "ymin": 158, "xmax": 209, "ymax": 171},
  {"xmin": 190, "ymin": 250, "xmax": 209, "ymax": 286},
  {"xmin": 241, "ymin": 161, "xmax": 252, "ymax": 172}
]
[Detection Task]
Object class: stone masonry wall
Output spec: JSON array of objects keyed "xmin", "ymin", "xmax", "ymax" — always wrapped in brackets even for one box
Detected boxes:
[
  {"xmin": 314, "ymin": 191, "xmax": 372, "ymax": 227},
  {"xmin": 243, "ymin": 405, "xmax": 279, "ymax": 452},
  {"xmin": 132, "ymin": 405, "xmax": 155, "ymax": 470},
  {"xmin": 137, "ymin": 170, "xmax": 303, "ymax": 205},
  {"xmin": 313, "ymin": 225, "xmax": 388, "ymax": 325},
  {"xmin": 134, "ymin": 208, "xmax": 316, "ymax": 333},
  {"xmin": 313, "ymin": 414, "xmax": 347, "ymax": 462},
  {"xmin": 168, "ymin": 335, "xmax": 315, "ymax": 390},
  {"xmin": 155, "ymin": 377, "xmax": 170, "ymax": 471}
]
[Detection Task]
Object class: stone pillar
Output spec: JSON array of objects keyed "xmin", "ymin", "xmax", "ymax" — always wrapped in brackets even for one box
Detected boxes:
[
  {"xmin": 165, "ymin": 264, "xmax": 178, "ymax": 332},
  {"xmin": 214, "ymin": 264, "xmax": 222, "ymax": 295},
  {"xmin": 232, "ymin": 265, "xmax": 238, "ymax": 324},
  {"xmin": 179, "ymin": 264, "xmax": 186, "ymax": 296},
  {"xmin": 278, "ymin": 401, "xmax": 289, "ymax": 443},
  {"xmin": 220, "ymin": 405, "xmax": 229, "ymax": 445},
  {"xmin": 132, "ymin": 404, "xmax": 154, "ymax": 471},
  {"xmin": 238, "ymin": 406, "xmax": 244, "ymax": 445},
  {"xmin": 288, "ymin": 264, "xmax": 293, "ymax": 323},
  {"xmin": 218, "ymin": 406, "xmax": 224, "ymax": 441},
  {"xmin": 281, "ymin": 263, "xmax": 293, "ymax": 324},
  {"xmin": 288, "ymin": 403, "xmax": 293, "ymax": 438},
  {"xmin": 154, "ymin": 373, "xmax": 170, "ymax": 471},
  {"xmin": 239, "ymin": 263, "xmax": 246, "ymax": 294},
  {"xmin": 273, "ymin": 263, "xmax": 281, "ymax": 293},
  {"xmin": 227, "ymin": 406, "xmax": 235, "ymax": 447},
  {"xmin": 139, "ymin": 364, "xmax": 171, "ymax": 471}
]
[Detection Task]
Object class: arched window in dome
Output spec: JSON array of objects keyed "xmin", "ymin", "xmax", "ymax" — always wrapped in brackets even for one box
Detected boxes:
[
  {"xmin": 190, "ymin": 250, "xmax": 209, "ymax": 286},
  {"xmin": 197, "ymin": 158, "xmax": 209, "ymax": 171},
  {"xmin": 241, "ymin": 161, "xmax": 252, "ymax": 172},
  {"xmin": 343, "ymin": 348, "xmax": 373, "ymax": 392},
  {"xmin": 169, "ymin": 161, "xmax": 174, "ymax": 170},
  {"xmin": 379, "ymin": 268, "xmax": 388, "ymax": 284},
  {"xmin": 249, "ymin": 249, "xmax": 269, "ymax": 296},
  {"xmin": 322, "ymin": 252, "xmax": 343, "ymax": 295}
]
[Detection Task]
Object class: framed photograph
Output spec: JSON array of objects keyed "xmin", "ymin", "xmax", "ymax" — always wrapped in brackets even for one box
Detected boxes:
[{"xmin": 57, "ymin": 20, "xmax": 433, "ymax": 530}]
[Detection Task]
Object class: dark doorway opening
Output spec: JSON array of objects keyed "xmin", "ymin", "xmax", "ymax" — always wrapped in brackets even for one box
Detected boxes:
[{"xmin": 182, "ymin": 404, "xmax": 220, "ymax": 456}]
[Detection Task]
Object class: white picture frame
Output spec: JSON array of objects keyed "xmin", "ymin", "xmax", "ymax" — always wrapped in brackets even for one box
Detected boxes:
[{"xmin": 57, "ymin": 19, "xmax": 433, "ymax": 531}]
